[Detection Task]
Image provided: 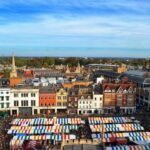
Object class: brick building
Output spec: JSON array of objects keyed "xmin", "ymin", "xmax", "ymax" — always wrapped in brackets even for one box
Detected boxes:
[
  {"xmin": 103, "ymin": 79, "xmax": 136, "ymax": 114},
  {"xmin": 67, "ymin": 89, "xmax": 79, "ymax": 115},
  {"xmin": 39, "ymin": 87, "xmax": 57, "ymax": 114}
]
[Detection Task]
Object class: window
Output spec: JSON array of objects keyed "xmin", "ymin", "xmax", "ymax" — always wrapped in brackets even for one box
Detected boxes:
[
  {"xmin": 6, "ymin": 103, "xmax": 9, "ymax": 108},
  {"xmin": 31, "ymin": 100, "xmax": 36, "ymax": 106},
  {"xmin": 95, "ymin": 97, "xmax": 97, "ymax": 100},
  {"xmin": 58, "ymin": 96, "xmax": 61, "ymax": 100},
  {"xmin": 63, "ymin": 102, "xmax": 67, "ymax": 106},
  {"xmin": 100, "ymin": 97, "xmax": 102, "ymax": 101},
  {"xmin": 117, "ymin": 95, "xmax": 122, "ymax": 100},
  {"xmin": 21, "ymin": 100, "xmax": 28, "ymax": 106},
  {"xmin": 6, "ymin": 92, "xmax": 9, "ymax": 94},
  {"xmin": 1, "ymin": 103, "xmax": 4, "ymax": 108},
  {"xmin": 1, "ymin": 96, "xmax": 4, "ymax": 101},
  {"xmin": 21, "ymin": 93, "xmax": 28, "ymax": 97},
  {"xmin": 14, "ymin": 93, "xmax": 18, "ymax": 97},
  {"xmin": 6, "ymin": 96, "xmax": 9, "ymax": 101},
  {"xmin": 88, "ymin": 96, "xmax": 91, "ymax": 99},
  {"xmin": 57, "ymin": 102, "xmax": 61, "ymax": 106},
  {"xmin": 25, "ymin": 101, "xmax": 28, "ymax": 106},
  {"xmin": 31, "ymin": 93, "xmax": 36, "ymax": 97},
  {"xmin": 14, "ymin": 101, "xmax": 19, "ymax": 106},
  {"xmin": 63, "ymin": 96, "xmax": 67, "ymax": 100}
]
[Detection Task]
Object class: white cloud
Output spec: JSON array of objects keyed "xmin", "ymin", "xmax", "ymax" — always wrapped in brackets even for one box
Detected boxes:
[
  {"xmin": 0, "ymin": 0, "xmax": 150, "ymax": 54},
  {"xmin": 0, "ymin": 14, "xmax": 150, "ymax": 37}
]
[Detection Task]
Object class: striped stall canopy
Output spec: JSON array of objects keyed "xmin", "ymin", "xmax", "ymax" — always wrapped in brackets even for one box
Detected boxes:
[
  {"xmin": 88, "ymin": 117, "xmax": 132, "ymax": 124},
  {"xmin": 56, "ymin": 118, "xmax": 83, "ymax": 125},
  {"xmin": 90, "ymin": 123, "xmax": 144, "ymax": 133},
  {"xmin": 11, "ymin": 117, "xmax": 83, "ymax": 126},
  {"xmin": 11, "ymin": 118, "xmax": 55, "ymax": 126},
  {"xmin": 8, "ymin": 124, "xmax": 79, "ymax": 135},
  {"xmin": 91, "ymin": 132, "xmax": 150, "ymax": 144},
  {"xmin": 106, "ymin": 144, "xmax": 150, "ymax": 150}
]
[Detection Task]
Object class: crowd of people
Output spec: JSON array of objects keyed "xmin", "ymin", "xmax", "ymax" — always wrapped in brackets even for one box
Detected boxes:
[{"xmin": 0, "ymin": 115, "xmax": 13, "ymax": 150}]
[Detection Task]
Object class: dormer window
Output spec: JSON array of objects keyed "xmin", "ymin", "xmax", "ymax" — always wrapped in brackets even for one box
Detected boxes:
[
  {"xmin": 88, "ymin": 96, "xmax": 91, "ymax": 99},
  {"xmin": 123, "ymin": 90, "xmax": 127, "ymax": 93}
]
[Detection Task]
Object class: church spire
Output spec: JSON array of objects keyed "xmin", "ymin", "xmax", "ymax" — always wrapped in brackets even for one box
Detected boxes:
[
  {"xmin": 65, "ymin": 64, "xmax": 70, "ymax": 73},
  {"xmin": 12, "ymin": 55, "xmax": 16, "ymax": 72},
  {"xmin": 10, "ymin": 54, "xmax": 17, "ymax": 78},
  {"xmin": 75, "ymin": 61, "xmax": 81, "ymax": 74}
]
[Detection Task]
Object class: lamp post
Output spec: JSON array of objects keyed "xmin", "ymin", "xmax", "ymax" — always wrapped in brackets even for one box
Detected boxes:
[
  {"xmin": 101, "ymin": 123, "xmax": 105, "ymax": 149},
  {"xmin": 61, "ymin": 125, "xmax": 64, "ymax": 150}
]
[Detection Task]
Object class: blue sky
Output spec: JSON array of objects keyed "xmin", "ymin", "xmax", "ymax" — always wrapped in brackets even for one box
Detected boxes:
[{"xmin": 0, "ymin": 0, "xmax": 150, "ymax": 57}]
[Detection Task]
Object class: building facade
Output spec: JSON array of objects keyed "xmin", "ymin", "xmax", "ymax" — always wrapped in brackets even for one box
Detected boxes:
[
  {"xmin": 0, "ymin": 88, "xmax": 11, "ymax": 112},
  {"xmin": 120, "ymin": 70, "xmax": 150, "ymax": 111},
  {"xmin": 136, "ymin": 88, "xmax": 150, "ymax": 111},
  {"xmin": 103, "ymin": 82, "xmax": 136, "ymax": 114},
  {"xmin": 67, "ymin": 89, "xmax": 79, "ymax": 115},
  {"xmin": 117, "ymin": 64, "xmax": 127, "ymax": 74},
  {"xmin": 78, "ymin": 95, "xmax": 93, "ymax": 114},
  {"xmin": 93, "ymin": 94, "xmax": 103, "ymax": 114},
  {"xmin": 56, "ymin": 88, "xmax": 68, "ymax": 112},
  {"xmin": 10, "ymin": 88, "xmax": 39, "ymax": 115},
  {"xmin": 39, "ymin": 88, "xmax": 57, "ymax": 114}
]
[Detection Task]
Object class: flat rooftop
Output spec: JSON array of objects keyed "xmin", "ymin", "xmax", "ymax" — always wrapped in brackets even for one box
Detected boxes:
[{"xmin": 64, "ymin": 144, "xmax": 103, "ymax": 150}]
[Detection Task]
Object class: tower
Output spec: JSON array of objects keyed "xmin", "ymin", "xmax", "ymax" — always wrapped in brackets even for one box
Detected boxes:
[
  {"xmin": 10, "ymin": 55, "xmax": 17, "ymax": 78},
  {"xmin": 75, "ymin": 62, "xmax": 81, "ymax": 74},
  {"xmin": 65, "ymin": 64, "xmax": 70, "ymax": 73}
]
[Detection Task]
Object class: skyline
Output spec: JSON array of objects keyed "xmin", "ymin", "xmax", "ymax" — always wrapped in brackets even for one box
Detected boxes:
[{"xmin": 0, "ymin": 0, "xmax": 150, "ymax": 57}]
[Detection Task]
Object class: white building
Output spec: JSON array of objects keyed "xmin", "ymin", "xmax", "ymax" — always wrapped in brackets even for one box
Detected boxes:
[
  {"xmin": 78, "ymin": 92, "xmax": 103, "ymax": 115},
  {"xmin": 10, "ymin": 87, "xmax": 39, "ymax": 115},
  {"xmin": 0, "ymin": 88, "xmax": 11, "ymax": 111},
  {"xmin": 93, "ymin": 94, "xmax": 103, "ymax": 114},
  {"xmin": 78, "ymin": 95, "xmax": 93, "ymax": 114}
]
